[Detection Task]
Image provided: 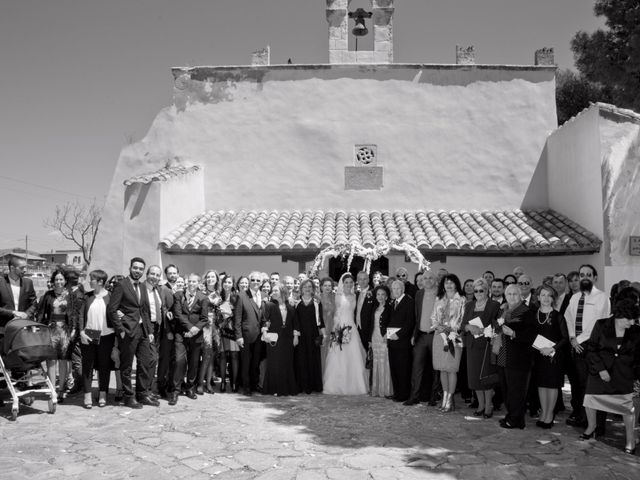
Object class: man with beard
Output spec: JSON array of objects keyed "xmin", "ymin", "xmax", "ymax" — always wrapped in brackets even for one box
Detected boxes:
[
  {"xmin": 108, "ymin": 257, "xmax": 157, "ymax": 408},
  {"xmin": 564, "ymin": 264, "xmax": 610, "ymax": 427},
  {"xmin": 490, "ymin": 278, "xmax": 506, "ymax": 305}
]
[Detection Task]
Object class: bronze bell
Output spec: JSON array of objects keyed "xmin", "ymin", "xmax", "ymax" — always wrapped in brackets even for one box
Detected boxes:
[{"xmin": 349, "ymin": 8, "xmax": 372, "ymax": 37}]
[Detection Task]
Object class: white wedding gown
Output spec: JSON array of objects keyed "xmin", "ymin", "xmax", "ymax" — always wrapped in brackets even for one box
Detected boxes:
[{"xmin": 323, "ymin": 293, "xmax": 369, "ymax": 395}]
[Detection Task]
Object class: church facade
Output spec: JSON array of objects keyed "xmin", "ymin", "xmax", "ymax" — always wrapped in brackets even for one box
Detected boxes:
[{"xmin": 91, "ymin": 0, "xmax": 639, "ymax": 291}]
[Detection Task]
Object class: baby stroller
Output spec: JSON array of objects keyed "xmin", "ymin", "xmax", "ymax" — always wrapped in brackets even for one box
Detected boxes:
[{"xmin": 0, "ymin": 318, "xmax": 58, "ymax": 420}]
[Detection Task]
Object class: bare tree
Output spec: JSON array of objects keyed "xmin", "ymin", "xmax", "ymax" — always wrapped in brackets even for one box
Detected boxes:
[{"xmin": 44, "ymin": 200, "xmax": 102, "ymax": 266}]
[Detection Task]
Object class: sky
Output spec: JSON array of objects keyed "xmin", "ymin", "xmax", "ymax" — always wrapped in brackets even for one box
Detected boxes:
[{"xmin": 0, "ymin": 0, "xmax": 605, "ymax": 254}]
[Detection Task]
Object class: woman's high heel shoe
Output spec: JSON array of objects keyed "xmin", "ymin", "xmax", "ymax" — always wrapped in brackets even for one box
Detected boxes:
[
  {"xmin": 483, "ymin": 408, "xmax": 494, "ymax": 419},
  {"xmin": 579, "ymin": 430, "xmax": 596, "ymax": 440},
  {"xmin": 220, "ymin": 381, "xmax": 226, "ymax": 393},
  {"xmin": 623, "ymin": 444, "xmax": 636, "ymax": 455}
]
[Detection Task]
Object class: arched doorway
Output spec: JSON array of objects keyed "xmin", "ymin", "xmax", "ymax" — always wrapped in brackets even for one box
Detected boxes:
[{"xmin": 328, "ymin": 255, "xmax": 389, "ymax": 282}]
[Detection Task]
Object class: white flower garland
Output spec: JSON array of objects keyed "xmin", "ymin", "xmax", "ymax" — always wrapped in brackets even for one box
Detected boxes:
[{"xmin": 310, "ymin": 240, "xmax": 431, "ymax": 276}]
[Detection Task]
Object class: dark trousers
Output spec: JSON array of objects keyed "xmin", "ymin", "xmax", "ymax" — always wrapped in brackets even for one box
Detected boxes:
[
  {"xmin": 241, "ymin": 338, "xmax": 262, "ymax": 391},
  {"xmin": 499, "ymin": 366, "xmax": 531, "ymax": 428},
  {"xmin": 173, "ymin": 336, "xmax": 202, "ymax": 392},
  {"xmin": 156, "ymin": 333, "xmax": 174, "ymax": 393},
  {"xmin": 70, "ymin": 338, "xmax": 83, "ymax": 385},
  {"xmin": 567, "ymin": 347, "xmax": 589, "ymax": 419},
  {"xmin": 119, "ymin": 327, "xmax": 153, "ymax": 399},
  {"xmin": 80, "ymin": 333, "xmax": 115, "ymax": 393},
  {"xmin": 148, "ymin": 323, "xmax": 160, "ymax": 391},
  {"xmin": 409, "ymin": 332, "xmax": 438, "ymax": 401},
  {"xmin": 388, "ymin": 347, "xmax": 412, "ymax": 401}
]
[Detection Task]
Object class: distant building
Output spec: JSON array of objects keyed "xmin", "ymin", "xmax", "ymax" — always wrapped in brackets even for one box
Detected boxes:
[
  {"xmin": 91, "ymin": 0, "xmax": 638, "ymax": 290},
  {"xmin": 0, "ymin": 248, "xmax": 47, "ymax": 268},
  {"xmin": 45, "ymin": 249, "xmax": 85, "ymax": 269}
]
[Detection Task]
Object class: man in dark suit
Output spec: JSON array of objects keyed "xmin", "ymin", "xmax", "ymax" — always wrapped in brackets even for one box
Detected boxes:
[
  {"xmin": 383, "ymin": 280, "xmax": 416, "ymax": 402},
  {"xmin": 404, "ymin": 270, "xmax": 439, "ymax": 406},
  {"xmin": 156, "ymin": 264, "xmax": 178, "ymax": 399},
  {"xmin": 0, "ymin": 257, "xmax": 37, "ymax": 328},
  {"xmin": 170, "ymin": 273, "xmax": 209, "ymax": 404},
  {"xmin": 355, "ymin": 271, "xmax": 375, "ymax": 351},
  {"xmin": 108, "ymin": 257, "xmax": 157, "ymax": 408},
  {"xmin": 234, "ymin": 271, "xmax": 263, "ymax": 395}
]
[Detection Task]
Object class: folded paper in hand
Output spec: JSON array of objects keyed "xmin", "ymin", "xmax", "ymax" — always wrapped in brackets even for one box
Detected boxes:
[
  {"xmin": 386, "ymin": 328, "xmax": 400, "ymax": 339},
  {"xmin": 469, "ymin": 317, "xmax": 484, "ymax": 338},
  {"xmin": 533, "ymin": 334, "xmax": 555, "ymax": 355},
  {"xmin": 263, "ymin": 332, "xmax": 279, "ymax": 344}
]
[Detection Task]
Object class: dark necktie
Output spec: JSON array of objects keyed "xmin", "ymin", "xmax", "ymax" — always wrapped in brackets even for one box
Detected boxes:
[
  {"xmin": 575, "ymin": 292, "xmax": 585, "ymax": 336},
  {"xmin": 133, "ymin": 281, "xmax": 140, "ymax": 302},
  {"xmin": 394, "ymin": 299, "xmax": 399, "ymax": 310}
]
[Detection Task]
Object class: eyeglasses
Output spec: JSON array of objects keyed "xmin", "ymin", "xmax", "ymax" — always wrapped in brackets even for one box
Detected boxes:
[
  {"xmin": 250, "ymin": 279, "xmax": 261, "ymax": 282},
  {"xmin": 397, "ymin": 274, "xmax": 407, "ymax": 279},
  {"xmin": 473, "ymin": 289, "xmax": 485, "ymax": 293},
  {"xmin": 518, "ymin": 281, "xmax": 530, "ymax": 286}
]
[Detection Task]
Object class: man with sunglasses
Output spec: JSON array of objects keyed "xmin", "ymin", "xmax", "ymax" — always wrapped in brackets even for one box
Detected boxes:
[
  {"xmin": 234, "ymin": 271, "xmax": 264, "ymax": 395},
  {"xmin": 518, "ymin": 275, "xmax": 538, "ymax": 309},
  {"xmin": 395, "ymin": 267, "xmax": 417, "ymax": 299}
]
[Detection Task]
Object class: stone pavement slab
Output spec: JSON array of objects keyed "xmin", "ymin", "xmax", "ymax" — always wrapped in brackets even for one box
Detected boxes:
[{"xmin": 1, "ymin": 391, "xmax": 638, "ymax": 479}]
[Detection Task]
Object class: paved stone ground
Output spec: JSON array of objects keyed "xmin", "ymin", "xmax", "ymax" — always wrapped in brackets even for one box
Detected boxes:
[{"xmin": 1, "ymin": 385, "xmax": 639, "ymax": 479}]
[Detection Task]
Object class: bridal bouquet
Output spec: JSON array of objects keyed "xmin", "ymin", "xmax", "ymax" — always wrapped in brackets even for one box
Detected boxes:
[{"xmin": 330, "ymin": 325, "xmax": 352, "ymax": 350}]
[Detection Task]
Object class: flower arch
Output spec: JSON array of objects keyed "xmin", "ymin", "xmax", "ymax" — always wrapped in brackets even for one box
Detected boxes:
[{"xmin": 309, "ymin": 240, "xmax": 431, "ymax": 277}]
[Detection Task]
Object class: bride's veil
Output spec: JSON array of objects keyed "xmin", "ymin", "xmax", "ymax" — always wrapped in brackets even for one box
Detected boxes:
[{"xmin": 336, "ymin": 272, "xmax": 355, "ymax": 307}]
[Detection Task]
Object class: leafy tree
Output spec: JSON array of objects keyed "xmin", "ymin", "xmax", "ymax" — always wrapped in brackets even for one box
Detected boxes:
[
  {"xmin": 555, "ymin": 69, "xmax": 612, "ymax": 125},
  {"xmin": 571, "ymin": 0, "xmax": 640, "ymax": 111}
]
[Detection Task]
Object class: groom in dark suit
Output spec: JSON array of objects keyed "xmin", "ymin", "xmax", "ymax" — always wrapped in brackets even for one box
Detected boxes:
[
  {"xmin": 108, "ymin": 257, "xmax": 156, "ymax": 408},
  {"xmin": 383, "ymin": 280, "xmax": 416, "ymax": 402},
  {"xmin": 355, "ymin": 271, "xmax": 375, "ymax": 351},
  {"xmin": 234, "ymin": 271, "xmax": 263, "ymax": 395}
]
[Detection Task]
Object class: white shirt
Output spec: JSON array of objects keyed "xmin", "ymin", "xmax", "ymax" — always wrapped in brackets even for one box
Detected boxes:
[
  {"xmin": 564, "ymin": 286, "xmax": 610, "ymax": 342},
  {"xmin": 146, "ymin": 283, "xmax": 161, "ymax": 323},
  {"xmin": 356, "ymin": 287, "xmax": 368, "ymax": 328},
  {"xmin": 279, "ymin": 303, "xmax": 287, "ymax": 326},
  {"xmin": 251, "ymin": 290, "xmax": 261, "ymax": 306},
  {"xmin": 420, "ymin": 289, "xmax": 437, "ymax": 332},
  {"xmin": 10, "ymin": 281, "xmax": 20, "ymax": 310},
  {"xmin": 394, "ymin": 294, "xmax": 405, "ymax": 308},
  {"xmin": 85, "ymin": 291, "xmax": 113, "ymax": 335},
  {"xmin": 523, "ymin": 293, "xmax": 532, "ymax": 306}
]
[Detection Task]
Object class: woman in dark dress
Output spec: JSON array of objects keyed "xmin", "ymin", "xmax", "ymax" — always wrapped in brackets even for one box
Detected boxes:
[
  {"xmin": 294, "ymin": 279, "xmax": 325, "ymax": 394},
  {"xmin": 37, "ymin": 268, "xmax": 76, "ymax": 402},
  {"xmin": 533, "ymin": 285, "xmax": 568, "ymax": 428},
  {"xmin": 496, "ymin": 284, "xmax": 537, "ymax": 429},
  {"xmin": 262, "ymin": 282, "xmax": 299, "ymax": 396},
  {"xmin": 581, "ymin": 299, "xmax": 640, "ymax": 454},
  {"xmin": 461, "ymin": 278, "xmax": 501, "ymax": 418}
]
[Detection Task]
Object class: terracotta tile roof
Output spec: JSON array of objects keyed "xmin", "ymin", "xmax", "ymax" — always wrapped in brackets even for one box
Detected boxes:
[
  {"xmin": 159, "ymin": 209, "xmax": 601, "ymax": 255},
  {"xmin": 123, "ymin": 165, "xmax": 200, "ymax": 186}
]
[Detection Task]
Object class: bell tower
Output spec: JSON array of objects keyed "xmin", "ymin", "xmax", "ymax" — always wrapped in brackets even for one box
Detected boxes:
[{"xmin": 326, "ymin": 0, "xmax": 394, "ymax": 64}]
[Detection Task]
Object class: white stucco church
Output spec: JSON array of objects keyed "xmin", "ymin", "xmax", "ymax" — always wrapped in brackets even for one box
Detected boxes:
[{"xmin": 91, "ymin": 0, "xmax": 640, "ymax": 291}]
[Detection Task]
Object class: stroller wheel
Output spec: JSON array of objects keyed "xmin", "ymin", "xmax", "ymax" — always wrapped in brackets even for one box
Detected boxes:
[
  {"xmin": 48, "ymin": 399, "xmax": 56, "ymax": 414},
  {"xmin": 10, "ymin": 408, "xmax": 18, "ymax": 421}
]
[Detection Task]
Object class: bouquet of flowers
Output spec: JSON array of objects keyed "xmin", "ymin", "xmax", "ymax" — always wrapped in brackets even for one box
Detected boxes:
[
  {"xmin": 330, "ymin": 324, "xmax": 352, "ymax": 350},
  {"xmin": 439, "ymin": 327, "xmax": 462, "ymax": 358}
]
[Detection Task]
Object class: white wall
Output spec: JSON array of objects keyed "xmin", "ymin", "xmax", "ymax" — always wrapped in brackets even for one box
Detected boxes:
[{"xmin": 168, "ymin": 65, "xmax": 556, "ymax": 212}]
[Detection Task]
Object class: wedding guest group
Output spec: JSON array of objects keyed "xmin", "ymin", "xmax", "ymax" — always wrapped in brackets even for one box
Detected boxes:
[{"xmin": 2, "ymin": 256, "xmax": 639, "ymax": 454}]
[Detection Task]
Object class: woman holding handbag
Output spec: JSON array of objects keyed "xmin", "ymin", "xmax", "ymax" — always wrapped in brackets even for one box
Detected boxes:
[
  {"xmin": 78, "ymin": 269, "xmax": 113, "ymax": 409},
  {"xmin": 262, "ymin": 282, "xmax": 299, "ymax": 396},
  {"xmin": 461, "ymin": 278, "xmax": 500, "ymax": 418}
]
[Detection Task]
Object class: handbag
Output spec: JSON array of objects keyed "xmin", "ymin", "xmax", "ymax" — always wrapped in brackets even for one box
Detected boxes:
[
  {"xmin": 84, "ymin": 329, "xmax": 102, "ymax": 345},
  {"xmin": 480, "ymin": 340, "xmax": 500, "ymax": 385},
  {"xmin": 365, "ymin": 345, "xmax": 373, "ymax": 370},
  {"xmin": 221, "ymin": 316, "xmax": 235, "ymax": 339}
]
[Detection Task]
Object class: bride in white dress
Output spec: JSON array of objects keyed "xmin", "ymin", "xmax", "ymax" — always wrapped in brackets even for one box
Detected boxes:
[{"xmin": 323, "ymin": 272, "xmax": 369, "ymax": 395}]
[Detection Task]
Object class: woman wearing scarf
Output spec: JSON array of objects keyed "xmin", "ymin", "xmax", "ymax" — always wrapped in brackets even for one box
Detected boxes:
[{"xmin": 494, "ymin": 284, "xmax": 537, "ymax": 429}]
